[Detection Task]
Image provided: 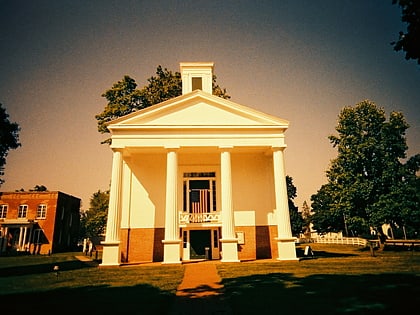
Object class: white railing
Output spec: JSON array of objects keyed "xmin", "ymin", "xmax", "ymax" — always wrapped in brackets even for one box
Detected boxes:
[
  {"xmin": 179, "ymin": 212, "xmax": 221, "ymax": 224},
  {"xmin": 313, "ymin": 237, "xmax": 368, "ymax": 247}
]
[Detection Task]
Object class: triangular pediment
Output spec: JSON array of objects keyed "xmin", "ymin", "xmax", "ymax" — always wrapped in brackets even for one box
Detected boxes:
[{"xmin": 108, "ymin": 90, "xmax": 288, "ymax": 129}]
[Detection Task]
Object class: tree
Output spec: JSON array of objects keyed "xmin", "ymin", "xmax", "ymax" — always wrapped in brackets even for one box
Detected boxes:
[
  {"xmin": 0, "ymin": 103, "xmax": 20, "ymax": 184},
  {"xmin": 30, "ymin": 185, "xmax": 48, "ymax": 191},
  {"xmin": 96, "ymin": 65, "xmax": 230, "ymax": 144},
  {"xmin": 301, "ymin": 200, "xmax": 313, "ymax": 237},
  {"xmin": 79, "ymin": 190, "xmax": 109, "ymax": 239},
  {"xmin": 311, "ymin": 100, "xmax": 419, "ymax": 237},
  {"xmin": 391, "ymin": 0, "xmax": 420, "ymax": 64},
  {"xmin": 286, "ymin": 175, "xmax": 304, "ymax": 237}
]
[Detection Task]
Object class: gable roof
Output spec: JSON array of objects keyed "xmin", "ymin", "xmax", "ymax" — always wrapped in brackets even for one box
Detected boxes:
[{"xmin": 107, "ymin": 90, "xmax": 289, "ymax": 130}]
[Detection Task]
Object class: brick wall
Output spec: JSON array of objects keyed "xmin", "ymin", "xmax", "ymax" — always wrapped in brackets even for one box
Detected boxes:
[{"xmin": 120, "ymin": 227, "xmax": 164, "ymax": 263}]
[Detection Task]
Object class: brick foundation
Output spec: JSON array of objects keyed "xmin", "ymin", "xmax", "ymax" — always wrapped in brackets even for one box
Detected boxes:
[
  {"xmin": 120, "ymin": 227, "xmax": 164, "ymax": 263},
  {"xmin": 120, "ymin": 225, "xmax": 279, "ymax": 263},
  {"xmin": 235, "ymin": 225, "xmax": 278, "ymax": 260}
]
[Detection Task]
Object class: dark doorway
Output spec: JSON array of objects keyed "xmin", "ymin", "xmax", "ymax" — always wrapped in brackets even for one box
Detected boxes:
[{"xmin": 190, "ymin": 230, "xmax": 211, "ymax": 259}]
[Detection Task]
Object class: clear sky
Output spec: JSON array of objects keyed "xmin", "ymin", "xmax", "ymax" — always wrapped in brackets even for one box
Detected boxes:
[{"xmin": 0, "ymin": 0, "xmax": 419, "ymax": 209}]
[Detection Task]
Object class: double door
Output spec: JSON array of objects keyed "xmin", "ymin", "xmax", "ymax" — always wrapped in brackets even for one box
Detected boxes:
[{"xmin": 182, "ymin": 228, "xmax": 220, "ymax": 260}]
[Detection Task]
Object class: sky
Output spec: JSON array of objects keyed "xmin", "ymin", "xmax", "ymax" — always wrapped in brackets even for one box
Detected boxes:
[{"xmin": 0, "ymin": 0, "xmax": 419, "ymax": 209}]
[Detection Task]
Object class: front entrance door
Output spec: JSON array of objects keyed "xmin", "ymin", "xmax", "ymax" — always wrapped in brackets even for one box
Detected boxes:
[{"xmin": 190, "ymin": 230, "xmax": 211, "ymax": 259}]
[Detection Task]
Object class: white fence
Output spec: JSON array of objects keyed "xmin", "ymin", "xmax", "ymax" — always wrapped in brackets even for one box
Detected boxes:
[{"xmin": 312, "ymin": 237, "xmax": 368, "ymax": 247}]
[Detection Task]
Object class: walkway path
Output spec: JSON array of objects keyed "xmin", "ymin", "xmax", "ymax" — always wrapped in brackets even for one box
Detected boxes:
[{"xmin": 168, "ymin": 261, "xmax": 232, "ymax": 315}]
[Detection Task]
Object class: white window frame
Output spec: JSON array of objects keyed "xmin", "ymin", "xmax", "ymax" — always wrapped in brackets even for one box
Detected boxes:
[
  {"xmin": 183, "ymin": 172, "xmax": 217, "ymax": 213},
  {"xmin": 18, "ymin": 204, "xmax": 28, "ymax": 218},
  {"xmin": 36, "ymin": 204, "xmax": 47, "ymax": 219},
  {"xmin": 0, "ymin": 204, "xmax": 7, "ymax": 218}
]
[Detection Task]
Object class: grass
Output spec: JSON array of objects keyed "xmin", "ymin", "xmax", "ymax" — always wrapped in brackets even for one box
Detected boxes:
[
  {"xmin": 217, "ymin": 244, "xmax": 420, "ymax": 315},
  {"xmin": 0, "ymin": 252, "xmax": 184, "ymax": 314},
  {"xmin": 1, "ymin": 244, "xmax": 419, "ymax": 314}
]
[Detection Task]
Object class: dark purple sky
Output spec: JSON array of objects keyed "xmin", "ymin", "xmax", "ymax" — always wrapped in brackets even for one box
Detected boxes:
[{"xmin": 1, "ymin": 0, "xmax": 418, "ymax": 208}]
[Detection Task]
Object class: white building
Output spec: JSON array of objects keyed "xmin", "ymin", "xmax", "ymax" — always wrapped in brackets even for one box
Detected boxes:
[{"xmin": 101, "ymin": 62, "xmax": 297, "ymax": 265}]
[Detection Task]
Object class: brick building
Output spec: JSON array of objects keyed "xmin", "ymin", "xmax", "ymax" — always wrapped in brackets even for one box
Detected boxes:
[{"xmin": 0, "ymin": 191, "xmax": 81, "ymax": 255}]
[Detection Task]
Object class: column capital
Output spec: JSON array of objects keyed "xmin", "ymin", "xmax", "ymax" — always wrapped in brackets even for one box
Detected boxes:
[
  {"xmin": 271, "ymin": 145, "xmax": 287, "ymax": 152},
  {"xmin": 219, "ymin": 145, "xmax": 234, "ymax": 151},
  {"xmin": 164, "ymin": 146, "xmax": 180, "ymax": 151}
]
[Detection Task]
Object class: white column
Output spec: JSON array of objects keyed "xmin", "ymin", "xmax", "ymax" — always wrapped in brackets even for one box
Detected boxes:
[
  {"xmin": 18, "ymin": 227, "xmax": 23, "ymax": 251},
  {"xmin": 272, "ymin": 148, "xmax": 298, "ymax": 260},
  {"xmin": 162, "ymin": 148, "xmax": 181, "ymax": 264},
  {"xmin": 2, "ymin": 227, "xmax": 8, "ymax": 252},
  {"xmin": 220, "ymin": 147, "xmax": 239, "ymax": 262},
  {"xmin": 23, "ymin": 227, "xmax": 28, "ymax": 251},
  {"xmin": 101, "ymin": 149, "xmax": 123, "ymax": 266}
]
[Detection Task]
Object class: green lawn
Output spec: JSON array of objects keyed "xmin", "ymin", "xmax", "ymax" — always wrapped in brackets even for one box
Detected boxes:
[
  {"xmin": 1, "ymin": 245, "xmax": 419, "ymax": 315},
  {"xmin": 0, "ymin": 252, "xmax": 184, "ymax": 314},
  {"xmin": 217, "ymin": 244, "xmax": 420, "ymax": 315}
]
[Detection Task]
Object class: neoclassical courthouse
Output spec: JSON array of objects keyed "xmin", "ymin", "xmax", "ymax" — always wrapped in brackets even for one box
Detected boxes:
[{"xmin": 101, "ymin": 62, "xmax": 297, "ymax": 265}]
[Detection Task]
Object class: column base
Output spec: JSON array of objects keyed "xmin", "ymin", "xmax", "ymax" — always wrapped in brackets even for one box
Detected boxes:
[
  {"xmin": 275, "ymin": 237, "xmax": 299, "ymax": 261},
  {"xmin": 162, "ymin": 240, "xmax": 182, "ymax": 264},
  {"xmin": 100, "ymin": 241, "xmax": 121, "ymax": 266},
  {"xmin": 220, "ymin": 238, "xmax": 240, "ymax": 262}
]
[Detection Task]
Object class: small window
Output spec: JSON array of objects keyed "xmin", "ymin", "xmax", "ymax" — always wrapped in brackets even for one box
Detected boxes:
[
  {"xmin": 36, "ymin": 204, "xmax": 47, "ymax": 219},
  {"xmin": 213, "ymin": 230, "xmax": 218, "ymax": 248},
  {"xmin": 183, "ymin": 231, "xmax": 188, "ymax": 249},
  {"xmin": 0, "ymin": 204, "xmax": 8, "ymax": 218},
  {"xmin": 192, "ymin": 77, "xmax": 202, "ymax": 91},
  {"xmin": 18, "ymin": 205, "xmax": 28, "ymax": 218}
]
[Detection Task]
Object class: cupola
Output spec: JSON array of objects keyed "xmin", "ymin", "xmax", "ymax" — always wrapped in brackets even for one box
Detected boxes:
[{"xmin": 180, "ymin": 62, "xmax": 214, "ymax": 95}]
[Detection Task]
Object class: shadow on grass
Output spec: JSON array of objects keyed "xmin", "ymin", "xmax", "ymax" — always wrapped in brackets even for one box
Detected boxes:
[
  {"xmin": 0, "ymin": 259, "xmax": 97, "ymax": 277},
  {"xmin": 2, "ymin": 282, "xmax": 175, "ymax": 315},
  {"xmin": 222, "ymin": 272, "xmax": 420, "ymax": 315},
  {"xmin": 296, "ymin": 247, "xmax": 358, "ymax": 259}
]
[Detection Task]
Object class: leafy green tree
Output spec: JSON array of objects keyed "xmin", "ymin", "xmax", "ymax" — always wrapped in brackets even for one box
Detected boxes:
[
  {"xmin": 311, "ymin": 183, "xmax": 346, "ymax": 235},
  {"xmin": 0, "ymin": 103, "xmax": 20, "ymax": 184},
  {"xmin": 301, "ymin": 200, "xmax": 313, "ymax": 237},
  {"xmin": 311, "ymin": 100, "xmax": 419, "ymax": 237},
  {"xmin": 30, "ymin": 185, "xmax": 48, "ymax": 191},
  {"xmin": 80, "ymin": 190, "xmax": 109, "ymax": 239},
  {"xmin": 286, "ymin": 175, "xmax": 304, "ymax": 237},
  {"xmin": 391, "ymin": 0, "xmax": 420, "ymax": 64},
  {"xmin": 96, "ymin": 65, "xmax": 230, "ymax": 144},
  {"xmin": 95, "ymin": 76, "xmax": 143, "ymax": 144}
]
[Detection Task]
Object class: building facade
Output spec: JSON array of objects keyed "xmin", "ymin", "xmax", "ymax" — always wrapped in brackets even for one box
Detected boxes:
[
  {"xmin": 101, "ymin": 62, "xmax": 297, "ymax": 265},
  {"xmin": 0, "ymin": 191, "xmax": 81, "ymax": 255}
]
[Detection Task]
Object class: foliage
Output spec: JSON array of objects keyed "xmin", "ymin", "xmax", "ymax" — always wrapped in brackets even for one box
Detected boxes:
[
  {"xmin": 286, "ymin": 175, "xmax": 304, "ymax": 237},
  {"xmin": 0, "ymin": 103, "xmax": 20, "ymax": 184},
  {"xmin": 311, "ymin": 100, "xmax": 419, "ymax": 237},
  {"xmin": 301, "ymin": 200, "xmax": 313, "ymax": 236},
  {"xmin": 30, "ymin": 185, "xmax": 48, "ymax": 191},
  {"xmin": 79, "ymin": 190, "xmax": 109, "ymax": 239},
  {"xmin": 391, "ymin": 0, "xmax": 420, "ymax": 64},
  {"xmin": 96, "ymin": 65, "xmax": 231, "ymax": 144},
  {"xmin": 95, "ymin": 76, "xmax": 143, "ymax": 144}
]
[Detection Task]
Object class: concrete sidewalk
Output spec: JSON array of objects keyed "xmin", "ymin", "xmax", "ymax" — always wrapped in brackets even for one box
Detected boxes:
[{"xmin": 169, "ymin": 261, "xmax": 232, "ymax": 315}]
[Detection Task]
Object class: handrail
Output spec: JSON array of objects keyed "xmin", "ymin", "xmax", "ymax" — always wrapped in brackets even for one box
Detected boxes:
[{"xmin": 179, "ymin": 212, "xmax": 221, "ymax": 224}]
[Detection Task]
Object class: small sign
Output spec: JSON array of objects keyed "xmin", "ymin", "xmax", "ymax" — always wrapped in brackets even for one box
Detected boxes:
[{"xmin": 236, "ymin": 232, "xmax": 245, "ymax": 245}]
